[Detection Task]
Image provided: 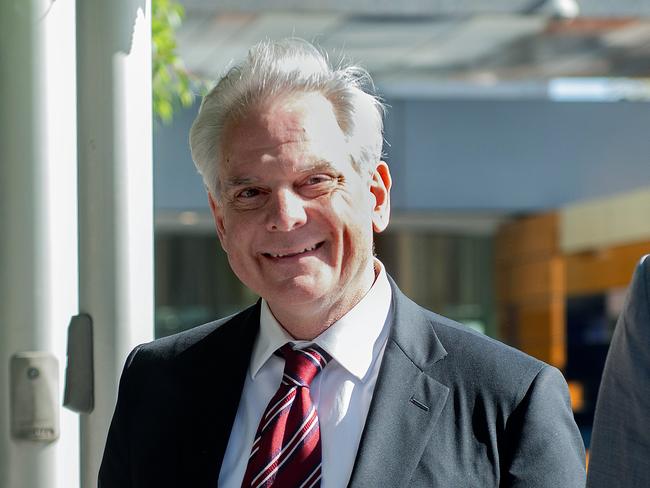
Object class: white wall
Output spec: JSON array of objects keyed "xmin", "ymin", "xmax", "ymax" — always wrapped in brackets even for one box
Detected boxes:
[{"xmin": 0, "ymin": 0, "xmax": 80, "ymax": 486}]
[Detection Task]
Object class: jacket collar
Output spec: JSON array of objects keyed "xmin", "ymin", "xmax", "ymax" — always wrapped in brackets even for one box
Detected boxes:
[{"xmin": 348, "ymin": 275, "xmax": 450, "ymax": 487}]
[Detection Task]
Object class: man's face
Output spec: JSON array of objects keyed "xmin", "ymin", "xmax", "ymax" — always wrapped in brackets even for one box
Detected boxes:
[{"xmin": 209, "ymin": 92, "xmax": 391, "ymax": 328}]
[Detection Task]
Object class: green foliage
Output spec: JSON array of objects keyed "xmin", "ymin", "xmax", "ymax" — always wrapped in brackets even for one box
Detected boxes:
[{"xmin": 152, "ymin": 0, "xmax": 208, "ymax": 123}]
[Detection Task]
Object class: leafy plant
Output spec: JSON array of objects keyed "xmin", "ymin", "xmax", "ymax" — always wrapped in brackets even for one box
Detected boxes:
[{"xmin": 152, "ymin": 0, "xmax": 208, "ymax": 123}]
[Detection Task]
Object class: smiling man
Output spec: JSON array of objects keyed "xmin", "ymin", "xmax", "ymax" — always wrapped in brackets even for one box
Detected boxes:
[
  {"xmin": 208, "ymin": 90, "xmax": 389, "ymax": 341},
  {"xmin": 99, "ymin": 39, "xmax": 586, "ymax": 487}
]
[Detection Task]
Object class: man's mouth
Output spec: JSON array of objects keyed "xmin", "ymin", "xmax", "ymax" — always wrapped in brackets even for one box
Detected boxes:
[{"xmin": 263, "ymin": 241, "xmax": 324, "ymax": 259}]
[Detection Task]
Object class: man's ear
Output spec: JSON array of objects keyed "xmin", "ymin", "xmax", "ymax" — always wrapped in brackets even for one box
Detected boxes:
[
  {"xmin": 370, "ymin": 161, "xmax": 391, "ymax": 233},
  {"xmin": 208, "ymin": 191, "xmax": 228, "ymax": 250}
]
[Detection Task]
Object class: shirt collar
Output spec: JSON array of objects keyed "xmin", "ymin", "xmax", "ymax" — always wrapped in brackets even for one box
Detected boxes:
[{"xmin": 250, "ymin": 260, "xmax": 392, "ymax": 381}]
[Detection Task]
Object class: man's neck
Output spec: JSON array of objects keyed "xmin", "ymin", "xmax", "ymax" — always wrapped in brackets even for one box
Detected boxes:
[{"xmin": 268, "ymin": 264, "xmax": 379, "ymax": 340}]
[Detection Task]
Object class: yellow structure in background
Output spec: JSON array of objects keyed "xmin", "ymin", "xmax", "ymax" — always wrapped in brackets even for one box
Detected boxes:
[
  {"xmin": 496, "ymin": 213, "xmax": 566, "ymax": 368},
  {"xmin": 561, "ymin": 186, "xmax": 650, "ymax": 253},
  {"xmin": 496, "ymin": 187, "xmax": 650, "ymax": 368}
]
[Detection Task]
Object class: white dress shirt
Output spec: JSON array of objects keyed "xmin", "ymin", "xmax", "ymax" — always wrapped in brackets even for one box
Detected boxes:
[{"xmin": 218, "ymin": 261, "xmax": 393, "ymax": 487}]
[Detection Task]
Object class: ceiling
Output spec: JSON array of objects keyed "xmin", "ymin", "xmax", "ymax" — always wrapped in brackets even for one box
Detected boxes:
[{"xmin": 176, "ymin": 0, "xmax": 650, "ymax": 99}]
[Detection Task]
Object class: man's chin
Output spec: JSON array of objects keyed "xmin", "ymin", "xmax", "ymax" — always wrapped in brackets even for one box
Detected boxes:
[{"xmin": 264, "ymin": 276, "xmax": 330, "ymax": 307}]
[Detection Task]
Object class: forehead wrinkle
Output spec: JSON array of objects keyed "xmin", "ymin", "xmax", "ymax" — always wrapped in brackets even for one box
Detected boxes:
[
  {"xmin": 223, "ymin": 136, "xmax": 306, "ymax": 167},
  {"xmin": 233, "ymin": 107, "xmax": 308, "ymax": 147}
]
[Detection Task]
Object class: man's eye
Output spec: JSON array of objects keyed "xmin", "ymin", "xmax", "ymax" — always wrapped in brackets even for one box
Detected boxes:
[
  {"xmin": 237, "ymin": 188, "xmax": 261, "ymax": 199},
  {"xmin": 305, "ymin": 175, "xmax": 333, "ymax": 185}
]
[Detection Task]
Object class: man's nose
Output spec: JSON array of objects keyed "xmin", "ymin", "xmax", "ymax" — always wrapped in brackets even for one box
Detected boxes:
[{"xmin": 266, "ymin": 188, "xmax": 308, "ymax": 232}]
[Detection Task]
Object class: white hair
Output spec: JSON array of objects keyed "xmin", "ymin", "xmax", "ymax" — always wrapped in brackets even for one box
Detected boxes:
[{"xmin": 189, "ymin": 38, "xmax": 386, "ymax": 198}]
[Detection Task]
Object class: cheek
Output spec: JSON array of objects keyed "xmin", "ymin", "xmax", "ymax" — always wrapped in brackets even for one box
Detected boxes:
[
  {"xmin": 222, "ymin": 229, "xmax": 257, "ymax": 280},
  {"xmin": 337, "ymin": 209, "xmax": 375, "ymax": 258},
  {"xmin": 218, "ymin": 224, "xmax": 234, "ymax": 254},
  {"xmin": 220, "ymin": 218, "xmax": 252, "ymax": 258}
]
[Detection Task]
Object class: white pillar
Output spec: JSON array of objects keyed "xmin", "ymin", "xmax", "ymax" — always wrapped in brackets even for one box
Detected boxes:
[
  {"xmin": 75, "ymin": 0, "xmax": 154, "ymax": 486},
  {"xmin": 0, "ymin": 0, "xmax": 80, "ymax": 487}
]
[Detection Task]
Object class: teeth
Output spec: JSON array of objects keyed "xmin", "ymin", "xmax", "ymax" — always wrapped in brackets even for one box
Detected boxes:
[{"xmin": 270, "ymin": 243, "xmax": 318, "ymax": 258}]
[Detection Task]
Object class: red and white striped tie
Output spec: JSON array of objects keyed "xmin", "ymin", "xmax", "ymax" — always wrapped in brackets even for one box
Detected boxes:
[{"xmin": 241, "ymin": 344, "xmax": 331, "ymax": 488}]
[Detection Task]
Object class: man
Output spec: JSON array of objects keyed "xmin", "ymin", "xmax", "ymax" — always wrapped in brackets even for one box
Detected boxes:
[
  {"xmin": 587, "ymin": 255, "xmax": 650, "ymax": 488},
  {"xmin": 99, "ymin": 39, "xmax": 585, "ymax": 487}
]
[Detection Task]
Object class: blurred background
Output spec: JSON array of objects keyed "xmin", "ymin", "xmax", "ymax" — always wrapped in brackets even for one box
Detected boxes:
[
  {"xmin": 1, "ymin": 0, "xmax": 649, "ymax": 486},
  {"xmin": 154, "ymin": 0, "xmax": 650, "ymax": 452}
]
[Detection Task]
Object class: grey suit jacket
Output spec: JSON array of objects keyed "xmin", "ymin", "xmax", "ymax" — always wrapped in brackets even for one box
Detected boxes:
[
  {"xmin": 99, "ymin": 277, "xmax": 585, "ymax": 487},
  {"xmin": 587, "ymin": 255, "xmax": 650, "ymax": 488}
]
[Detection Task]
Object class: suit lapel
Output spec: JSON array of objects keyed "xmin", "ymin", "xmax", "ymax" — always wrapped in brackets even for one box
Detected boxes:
[
  {"xmin": 348, "ymin": 279, "xmax": 450, "ymax": 487},
  {"xmin": 178, "ymin": 303, "xmax": 261, "ymax": 485}
]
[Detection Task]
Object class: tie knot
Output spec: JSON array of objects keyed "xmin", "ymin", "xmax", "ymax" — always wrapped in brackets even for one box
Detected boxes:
[{"xmin": 278, "ymin": 344, "xmax": 331, "ymax": 388}]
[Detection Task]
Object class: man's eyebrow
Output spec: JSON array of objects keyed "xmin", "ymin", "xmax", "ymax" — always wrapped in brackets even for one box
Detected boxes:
[
  {"xmin": 223, "ymin": 176, "xmax": 257, "ymax": 188},
  {"xmin": 301, "ymin": 160, "xmax": 337, "ymax": 173},
  {"xmin": 222, "ymin": 160, "xmax": 339, "ymax": 190}
]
